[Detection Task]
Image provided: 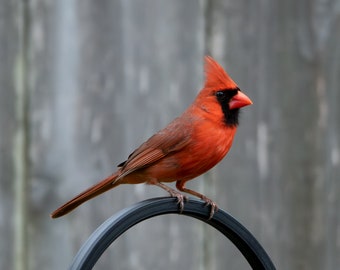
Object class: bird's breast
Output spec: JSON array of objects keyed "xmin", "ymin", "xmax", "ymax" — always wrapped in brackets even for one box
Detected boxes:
[
  {"xmin": 143, "ymin": 121, "xmax": 237, "ymax": 182},
  {"xmin": 177, "ymin": 122, "xmax": 237, "ymax": 178}
]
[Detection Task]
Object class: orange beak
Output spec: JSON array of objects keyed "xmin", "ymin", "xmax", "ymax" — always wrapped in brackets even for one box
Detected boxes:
[{"xmin": 229, "ymin": 91, "xmax": 253, "ymax": 110}]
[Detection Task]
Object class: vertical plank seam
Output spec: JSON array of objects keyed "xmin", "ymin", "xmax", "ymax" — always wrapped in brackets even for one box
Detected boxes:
[
  {"xmin": 202, "ymin": 1, "xmax": 214, "ymax": 270},
  {"xmin": 13, "ymin": 1, "xmax": 30, "ymax": 270},
  {"xmin": 203, "ymin": 0, "xmax": 213, "ymax": 56}
]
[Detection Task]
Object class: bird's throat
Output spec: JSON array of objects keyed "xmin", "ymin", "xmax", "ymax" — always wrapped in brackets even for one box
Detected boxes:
[{"xmin": 222, "ymin": 106, "xmax": 239, "ymax": 127}]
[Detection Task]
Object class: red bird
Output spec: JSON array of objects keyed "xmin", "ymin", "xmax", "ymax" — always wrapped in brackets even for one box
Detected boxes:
[{"xmin": 51, "ymin": 56, "xmax": 252, "ymax": 219}]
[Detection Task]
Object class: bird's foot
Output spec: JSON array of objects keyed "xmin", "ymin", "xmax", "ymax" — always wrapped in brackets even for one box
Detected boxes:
[
  {"xmin": 168, "ymin": 190, "xmax": 188, "ymax": 213},
  {"xmin": 154, "ymin": 182, "xmax": 188, "ymax": 213},
  {"xmin": 201, "ymin": 196, "xmax": 218, "ymax": 220}
]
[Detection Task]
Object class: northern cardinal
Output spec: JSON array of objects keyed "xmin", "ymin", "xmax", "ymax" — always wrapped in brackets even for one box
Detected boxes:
[{"xmin": 51, "ymin": 56, "xmax": 252, "ymax": 219}]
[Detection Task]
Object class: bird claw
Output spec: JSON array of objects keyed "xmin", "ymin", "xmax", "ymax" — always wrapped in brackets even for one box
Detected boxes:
[
  {"xmin": 202, "ymin": 197, "xmax": 218, "ymax": 220},
  {"xmin": 168, "ymin": 191, "xmax": 188, "ymax": 213}
]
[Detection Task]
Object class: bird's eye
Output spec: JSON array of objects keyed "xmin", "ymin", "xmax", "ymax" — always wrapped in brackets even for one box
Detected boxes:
[
  {"xmin": 215, "ymin": 91, "xmax": 226, "ymax": 99},
  {"xmin": 216, "ymin": 91, "xmax": 225, "ymax": 97}
]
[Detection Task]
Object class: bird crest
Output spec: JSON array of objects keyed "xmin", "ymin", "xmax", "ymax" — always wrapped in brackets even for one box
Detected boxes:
[{"xmin": 204, "ymin": 56, "xmax": 238, "ymax": 90}]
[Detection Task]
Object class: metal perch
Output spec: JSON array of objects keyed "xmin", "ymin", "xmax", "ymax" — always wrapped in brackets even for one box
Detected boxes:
[{"xmin": 69, "ymin": 197, "xmax": 276, "ymax": 270}]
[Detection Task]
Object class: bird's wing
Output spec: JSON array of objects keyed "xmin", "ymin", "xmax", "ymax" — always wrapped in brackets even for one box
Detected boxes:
[{"xmin": 117, "ymin": 118, "xmax": 191, "ymax": 179}]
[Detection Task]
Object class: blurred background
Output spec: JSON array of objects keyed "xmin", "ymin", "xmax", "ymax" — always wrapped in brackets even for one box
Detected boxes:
[{"xmin": 1, "ymin": 0, "xmax": 339, "ymax": 269}]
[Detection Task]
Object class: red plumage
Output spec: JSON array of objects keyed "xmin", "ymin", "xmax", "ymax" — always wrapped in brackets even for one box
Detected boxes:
[{"xmin": 51, "ymin": 56, "xmax": 252, "ymax": 219}]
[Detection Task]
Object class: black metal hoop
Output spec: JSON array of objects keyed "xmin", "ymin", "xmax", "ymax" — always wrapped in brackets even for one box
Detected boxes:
[{"xmin": 69, "ymin": 197, "xmax": 276, "ymax": 270}]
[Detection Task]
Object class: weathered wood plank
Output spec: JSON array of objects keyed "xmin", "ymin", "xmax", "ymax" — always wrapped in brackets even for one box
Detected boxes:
[
  {"xmin": 0, "ymin": 1, "xmax": 28, "ymax": 269},
  {"xmin": 207, "ymin": 1, "xmax": 340, "ymax": 269},
  {"xmin": 27, "ymin": 1, "xmax": 205, "ymax": 269},
  {"xmin": 26, "ymin": 1, "xmax": 75, "ymax": 269}
]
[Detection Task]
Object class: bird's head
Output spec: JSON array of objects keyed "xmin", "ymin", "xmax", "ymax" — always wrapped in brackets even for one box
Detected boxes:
[{"xmin": 195, "ymin": 56, "xmax": 252, "ymax": 127}]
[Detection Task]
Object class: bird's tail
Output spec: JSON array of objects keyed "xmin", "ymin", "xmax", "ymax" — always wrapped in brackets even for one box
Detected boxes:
[{"xmin": 50, "ymin": 172, "xmax": 120, "ymax": 218}]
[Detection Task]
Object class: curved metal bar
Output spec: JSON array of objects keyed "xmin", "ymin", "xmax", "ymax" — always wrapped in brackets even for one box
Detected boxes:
[{"xmin": 69, "ymin": 197, "xmax": 276, "ymax": 270}]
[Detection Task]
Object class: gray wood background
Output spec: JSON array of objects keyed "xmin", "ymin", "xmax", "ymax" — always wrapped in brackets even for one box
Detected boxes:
[{"xmin": 1, "ymin": 0, "xmax": 339, "ymax": 269}]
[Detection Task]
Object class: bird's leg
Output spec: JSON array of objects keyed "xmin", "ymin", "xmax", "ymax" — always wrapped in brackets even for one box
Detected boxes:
[
  {"xmin": 176, "ymin": 180, "xmax": 218, "ymax": 220},
  {"xmin": 154, "ymin": 182, "xmax": 188, "ymax": 213}
]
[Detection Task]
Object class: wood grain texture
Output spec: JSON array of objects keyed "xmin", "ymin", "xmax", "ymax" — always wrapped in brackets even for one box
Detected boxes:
[
  {"xmin": 0, "ymin": 1, "xmax": 28, "ymax": 269},
  {"xmin": 26, "ymin": 1, "xmax": 205, "ymax": 269},
  {"xmin": 207, "ymin": 1, "xmax": 340, "ymax": 269},
  {"xmin": 0, "ymin": 0, "xmax": 339, "ymax": 269},
  {"xmin": 0, "ymin": 3, "xmax": 16, "ymax": 269}
]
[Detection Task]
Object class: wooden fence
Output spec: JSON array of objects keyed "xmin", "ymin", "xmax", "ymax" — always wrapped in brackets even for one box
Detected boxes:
[{"xmin": 0, "ymin": 0, "xmax": 339, "ymax": 269}]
